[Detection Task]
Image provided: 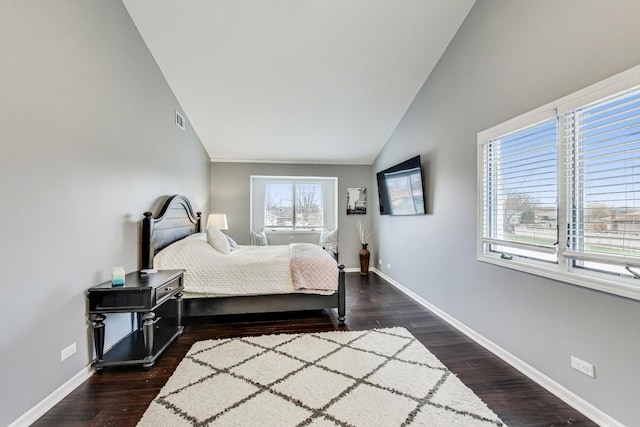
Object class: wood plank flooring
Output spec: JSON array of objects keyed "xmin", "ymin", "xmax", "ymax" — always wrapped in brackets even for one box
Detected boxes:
[{"xmin": 33, "ymin": 272, "xmax": 598, "ymax": 426}]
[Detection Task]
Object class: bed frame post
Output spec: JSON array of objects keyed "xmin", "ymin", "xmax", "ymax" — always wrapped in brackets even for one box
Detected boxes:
[
  {"xmin": 338, "ymin": 264, "xmax": 346, "ymax": 323},
  {"xmin": 141, "ymin": 212, "xmax": 154, "ymax": 270},
  {"xmin": 196, "ymin": 212, "xmax": 202, "ymax": 232}
]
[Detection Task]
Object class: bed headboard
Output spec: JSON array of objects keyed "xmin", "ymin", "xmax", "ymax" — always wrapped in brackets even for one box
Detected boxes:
[{"xmin": 141, "ymin": 195, "xmax": 201, "ymax": 269}]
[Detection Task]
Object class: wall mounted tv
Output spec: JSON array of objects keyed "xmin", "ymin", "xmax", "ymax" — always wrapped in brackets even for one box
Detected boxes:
[{"xmin": 376, "ymin": 155, "xmax": 426, "ymax": 216}]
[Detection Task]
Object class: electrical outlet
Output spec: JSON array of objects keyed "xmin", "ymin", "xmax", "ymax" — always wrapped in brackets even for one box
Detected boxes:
[
  {"xmin": 61, "ymin": 342, "xmax": 76, "ymax": 362},
  {"xmin": 387, "ymin": 263, "xmax": 391, "ymax": 269},
  {"xmin": 571, "ymin": 355, "xmax": 595, "ymax": 378},
  {"xmin": 378, "ymin": 259, "xmax": 382, "ymax": 265}
]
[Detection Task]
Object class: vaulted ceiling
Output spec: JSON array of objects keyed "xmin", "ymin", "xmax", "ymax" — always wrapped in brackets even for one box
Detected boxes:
[{"xmin": 123, "ymin": 0, "xmax": 475, "ymax": 164}]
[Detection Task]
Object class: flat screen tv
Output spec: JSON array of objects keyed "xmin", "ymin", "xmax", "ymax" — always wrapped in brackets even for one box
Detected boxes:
[{"xmin": 376, "ymin": 155, "xmax": 426, "ymax": 216}]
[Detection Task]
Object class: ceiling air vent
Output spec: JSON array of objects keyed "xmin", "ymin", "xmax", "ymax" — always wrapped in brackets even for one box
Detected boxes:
[{"xmin": 175, "ymin": 111, "xmax": 185, "ymax": 130}]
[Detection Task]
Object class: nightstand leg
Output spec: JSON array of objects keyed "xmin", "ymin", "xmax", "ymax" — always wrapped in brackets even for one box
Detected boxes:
[
  {"xmin": 91, "ymin": 314, "xmax": 106, "ymax": 361},
  {"xmin": 142, "ymin": 312, "xmax": 155, "ymax": 358},
  {"xmin": 338, "ymin": 265, "xmax": 346, "ymax": 324},
  {"xmin": 176, "ymin": 292, "xmax": 183, "ymax": 334}
]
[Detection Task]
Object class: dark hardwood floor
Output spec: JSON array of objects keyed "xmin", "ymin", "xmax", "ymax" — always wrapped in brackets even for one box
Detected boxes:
[{"xmin": 34, "ymin": 272, "xmax": 597, "ymax": 426}]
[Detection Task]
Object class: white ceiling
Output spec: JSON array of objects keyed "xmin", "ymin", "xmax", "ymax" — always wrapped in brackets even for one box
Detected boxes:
[{"xmin": 123, "ymin": 0, "xmax": 475, "ymax": 164}]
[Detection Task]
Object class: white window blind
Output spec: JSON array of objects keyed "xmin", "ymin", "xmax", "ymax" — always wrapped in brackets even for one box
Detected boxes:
[
  {"xmin": 478, "ymin": 65, "xmax": 640, "ymax": 300},
  {"xmin": 564, "ymin": 86, "xmax": 640, "ymax": 271},
  {"xmin": 481, "ymin": 118, "xmax": 558, "ymax": 260}
]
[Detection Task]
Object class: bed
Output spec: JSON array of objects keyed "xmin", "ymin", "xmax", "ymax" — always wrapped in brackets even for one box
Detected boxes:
[{"xmin": 141, "ymin": 195, "xmax": 346, "ymax": 323}]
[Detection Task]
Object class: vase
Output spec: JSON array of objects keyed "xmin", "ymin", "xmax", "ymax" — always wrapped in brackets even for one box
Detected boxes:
[{"xmin": 359, "ymin": 243, "xmax": 370, "ymax": 275}]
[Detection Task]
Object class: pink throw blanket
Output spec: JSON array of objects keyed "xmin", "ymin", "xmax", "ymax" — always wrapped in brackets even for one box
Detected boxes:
[{"xmin": 290, "ymin": 243, "xmax": 339, "ymax": 292}]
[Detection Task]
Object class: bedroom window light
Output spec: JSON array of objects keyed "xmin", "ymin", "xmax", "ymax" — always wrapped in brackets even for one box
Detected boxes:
[
  {"xmin": 480, "ymin": 116, "xmax": 559, "ymax": 263},
  {"xmin": 251, "ymin": 176, "xmax": 337, "ymax": 233},
  {"xmin": 294, "ymin": 182, "xmax": 324, "ymax": 229},
  {"xmin": 564, "ymin": 85, "xmax": 640, "ymax": 277},
  {"xmin": 265, "ymin": 181, "xmax": 294, "ymax": 228},
  {"xmin": 263, "ymin": 181, "xmax": 323, "ymax": 229},
  {"xmin": 477, "ymin": 64, "xmax": 640, "ymax": 301}
]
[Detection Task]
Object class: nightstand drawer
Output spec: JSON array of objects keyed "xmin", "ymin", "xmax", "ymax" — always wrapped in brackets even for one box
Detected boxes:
[
  {"xmin": 155, "ymin": 277, "xmax": 183, "ymax": 304},
  {"xmin": 92, "ymin": 290, "xmax": 147, "ymax": 311},
  {"xmin": 88, "ymin": 270, "xmax": 185, "ymax": 314}
]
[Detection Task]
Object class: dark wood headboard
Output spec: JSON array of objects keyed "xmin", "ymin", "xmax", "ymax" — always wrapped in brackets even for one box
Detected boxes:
[{"xmin": 141, "ymin": 195, "xmax": 201, "ymax": 269}]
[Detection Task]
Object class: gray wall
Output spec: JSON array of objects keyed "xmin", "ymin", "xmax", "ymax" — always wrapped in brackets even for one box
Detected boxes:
[
  {"xmin": 372, "ymin": 1, "xmax": 640, "ymax": 425},
  {"xmin": 211, "ymin": 162, "xmax": 372, "ymax": 269},
  {"xmin": 0, "ymin": 2, "xmax": 210, "ymax": 425}
]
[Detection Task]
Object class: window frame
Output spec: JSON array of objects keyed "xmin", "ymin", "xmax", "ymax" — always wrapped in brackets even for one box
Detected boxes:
[
  {"xmin": 250, "ymin": 175, "xmax": 338, "ymax": 234},
  {"xmin": 480, "ymin": 115, "xmax": 559, "ymax": 261},
  {"xmin": 263, "ymin": 180, "xmax": 324, "ymax": 230},
  {"xmin": 477, "ymin": 64, "xmax": 640, "ymax": 302}
]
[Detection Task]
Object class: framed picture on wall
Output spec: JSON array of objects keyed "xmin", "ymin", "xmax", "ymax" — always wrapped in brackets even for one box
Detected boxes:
[{"xmin": 347, "ymin": 187, "xmax": 367, "ymax": 215}]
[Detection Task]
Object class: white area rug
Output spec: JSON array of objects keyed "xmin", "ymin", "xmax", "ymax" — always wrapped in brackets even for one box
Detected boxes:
[{"xmin": 137, "ymin": 327, "xmax": 506, "ymax": 426}]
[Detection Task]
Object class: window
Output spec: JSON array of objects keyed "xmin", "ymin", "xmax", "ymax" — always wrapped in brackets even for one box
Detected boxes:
[
  {"xmin": 481, "ymin": 118, "xmax": 558, "ymax": 262},
  {"xmin": 478, "ymin": 65, "xmax": 640, "ymax": 300},
  {"xmin": 251, "ymin": 176, "xmax": 337, "ymax": 232},
  {"xmin": 564, "ymin": 87, "xmax": 640, "ymax": 276},
  {"xmin": 264, "ymin": 181, "xmax": 323, "ymax": 229}
]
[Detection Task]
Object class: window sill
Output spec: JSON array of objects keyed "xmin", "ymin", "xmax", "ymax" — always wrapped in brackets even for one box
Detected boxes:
[
  {"xmin": 478, "ymin": 252, "xmax": 640, "ymax": 302},
  {"xmin": 265, "ymin": 229, "xmax": 322, "ymax": 235}
]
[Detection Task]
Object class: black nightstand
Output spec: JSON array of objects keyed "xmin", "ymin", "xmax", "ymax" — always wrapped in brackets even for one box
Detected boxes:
[{"xmin": 87, "ymin": 269, "xmax": 184, "ymax": 370}]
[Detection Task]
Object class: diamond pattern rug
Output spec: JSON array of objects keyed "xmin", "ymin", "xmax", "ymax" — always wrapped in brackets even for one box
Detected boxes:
[{"xmin": 137, "ymin": 327, "xmax": 506, "ymax": 426}]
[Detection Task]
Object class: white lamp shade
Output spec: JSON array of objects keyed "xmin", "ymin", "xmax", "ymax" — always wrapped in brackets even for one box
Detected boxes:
[{"xmin": 207, "ymin": 213, "xmax": 228, "ymax": 230}]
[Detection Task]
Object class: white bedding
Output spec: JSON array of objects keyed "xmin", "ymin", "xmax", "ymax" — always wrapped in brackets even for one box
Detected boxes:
[{"xmin": 153, "ymin": 237, "xmax": 337, "ymax": 296}]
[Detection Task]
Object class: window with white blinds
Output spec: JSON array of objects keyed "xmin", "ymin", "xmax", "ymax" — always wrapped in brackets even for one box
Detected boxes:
[
  {"xmin": 477, "ymin": 64, "xmax": 640, "ymax": 300},
  {"xmin": 481, "ymin": 119, "xmax": 558, "ymax": 261},
  {"xmin": 564, "ymin": 86, "xmax": 640, "ymax": 274}
]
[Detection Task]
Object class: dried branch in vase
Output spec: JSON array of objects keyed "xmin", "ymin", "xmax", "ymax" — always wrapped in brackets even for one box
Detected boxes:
[{"xmin": 354, "ymin": 216, "xmax": 373, "ymax": 245}]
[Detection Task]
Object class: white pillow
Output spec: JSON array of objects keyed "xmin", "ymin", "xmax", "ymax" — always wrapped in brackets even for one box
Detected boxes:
[
  {"xmin": 183, "ymin": 232, "xmax": 207, "ymax": 242},
  {"xmin": 250, "ymin": 230, "xmax": 268, "ymax": 246},
  {"xmin": 319, "ymin": 228, "xmax": 338, "ymax": 251},
  {"xmin": 207, "ymin": 228, "xmax": 231, "ymax": 254}
]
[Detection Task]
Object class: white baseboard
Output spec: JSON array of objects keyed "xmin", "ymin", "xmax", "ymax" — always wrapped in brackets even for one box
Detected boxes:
[
  {"xmin": 9, "ymin": 365, "xmax": 93, "ymax": 427},
  {"xmin": 371, "ymin": 268, "xmax": 624, "ymax": 427}
]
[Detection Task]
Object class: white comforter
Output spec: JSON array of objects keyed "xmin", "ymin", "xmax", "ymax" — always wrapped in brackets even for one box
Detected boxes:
[{"xmin": 153, "ymin": 237, "xmax": 337, "ymax": 296}]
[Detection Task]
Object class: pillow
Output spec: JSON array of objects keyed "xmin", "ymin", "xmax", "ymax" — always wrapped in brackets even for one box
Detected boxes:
[
  {"xmin": 225, "ymin": 233, "xmax": 238, "ymax": 250},
  {"xmin": 319, "ymin": 228, "xmax": 338, "ymax": 252},
  {"xmin": 206, "ymin": 227, "xmax": 231, "ymax": 254},
  {"xmin": 250, "ymin": 230, "xmax": 268, "ymax": 246},
  {"xmin": 183, "ymin": 232, "xmax": 207, "ymax": 242}
]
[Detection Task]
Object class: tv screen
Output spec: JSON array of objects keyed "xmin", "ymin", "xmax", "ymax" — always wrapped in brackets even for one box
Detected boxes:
[{"xmin": 376, "ymin": 156, "xmax": 426, "ymax": 216}]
